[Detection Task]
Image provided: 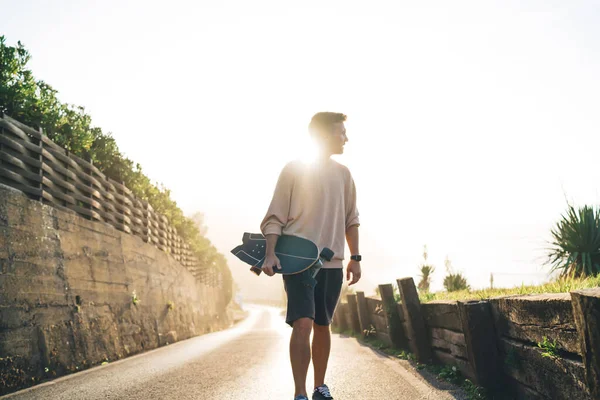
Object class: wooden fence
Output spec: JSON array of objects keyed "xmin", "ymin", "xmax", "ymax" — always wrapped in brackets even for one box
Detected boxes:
[
  {"xmin": 333, "ymin": 278, "xmax": 600, "ymax": 400},
  {"xmin": 0, "ymin": 114, "xmax": 205, "ymax": 272}
]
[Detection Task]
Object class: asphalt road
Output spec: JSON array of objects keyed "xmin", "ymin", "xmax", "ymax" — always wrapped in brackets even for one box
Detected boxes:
[{"xmin": 2, "ymin": 305, "xmax": 466, "ymax": 400}]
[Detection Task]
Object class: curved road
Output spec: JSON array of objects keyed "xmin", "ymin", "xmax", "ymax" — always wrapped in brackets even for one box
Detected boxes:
[{"xmin": 2, "ymin": 306, "xmax": 464, "ymax": 400}]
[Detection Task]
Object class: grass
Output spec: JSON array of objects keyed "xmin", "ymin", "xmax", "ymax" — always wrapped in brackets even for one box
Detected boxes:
[
  {"xmin": 537, "ymin": 336, "xmax": 559, "ymax": 359},
  {"xmin": 361, "ymin": 335, "xmax": 415, "ymax": 361},
  {"xmin": 419, "ymin": 275, "xmax": 600, "ymax": 303},
  {"xmin": 132, "ymin": 290, "xmax": 141, "ymax": 306}
]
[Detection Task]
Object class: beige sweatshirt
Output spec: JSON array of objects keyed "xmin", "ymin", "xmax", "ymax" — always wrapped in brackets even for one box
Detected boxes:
[{"xmin": 260, "ymin": 158, "xmax": 360, "ymax": 269}]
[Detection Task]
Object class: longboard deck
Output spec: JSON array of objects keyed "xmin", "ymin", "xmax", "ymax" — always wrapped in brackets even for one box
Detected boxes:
[{"xmin": 231, "ymin": 233, "xmax": 319, "ymax": 275}]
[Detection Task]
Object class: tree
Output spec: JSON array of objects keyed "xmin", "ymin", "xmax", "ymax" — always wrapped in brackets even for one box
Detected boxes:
[
  {"xmin": 190, "ymin": 212, "xmax": 209, "ymax": 237},
  {"xmin": 417, "ymin": 245, "xmax": 435, "ymax": 293},
  {"xmin": 443, "ymin": 256, "xmax": 469, "ymax": 292}
]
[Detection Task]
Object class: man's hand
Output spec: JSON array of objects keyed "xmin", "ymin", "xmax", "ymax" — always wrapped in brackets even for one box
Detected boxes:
[
  {"xmin": 346, "ymin": 260, "xmax": 361, "ymax": 285},
  {"xmin": 262, "ymin": 253, "xmax": 282, "ymax": 276}
]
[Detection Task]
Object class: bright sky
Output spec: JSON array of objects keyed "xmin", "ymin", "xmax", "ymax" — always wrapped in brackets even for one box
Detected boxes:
[{"xmin": 3, "ymin": 0, "xmax": 600, "ymax": 299}]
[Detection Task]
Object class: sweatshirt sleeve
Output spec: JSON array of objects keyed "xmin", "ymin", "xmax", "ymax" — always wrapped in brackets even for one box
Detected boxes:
[
  {"xmin": 345, "ymin": 172, "xmax": 360, "ymax": 230},
  {"xmin": 260, "ymin": 163, "xmax": 296, "ymax": 236}
]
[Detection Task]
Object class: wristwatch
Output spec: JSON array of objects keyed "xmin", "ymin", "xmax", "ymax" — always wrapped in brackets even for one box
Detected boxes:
[{"xmin": 350, "ymin": 255, "xmax": 362, "ymax": 262}]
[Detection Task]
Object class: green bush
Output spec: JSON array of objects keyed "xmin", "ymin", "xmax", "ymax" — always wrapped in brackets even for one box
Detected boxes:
[
  {"xmin": 443, "ymin": 273, "xmax": 470, "ymax": 292},
  {"xmin": 442, "ymin": 256, "xmax": 469, "ymax": 292}
]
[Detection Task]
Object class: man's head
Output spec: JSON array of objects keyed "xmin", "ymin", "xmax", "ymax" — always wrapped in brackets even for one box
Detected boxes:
[{"xmin": 308, "ymin": 112, "xmax": 348, "ymax": 156}]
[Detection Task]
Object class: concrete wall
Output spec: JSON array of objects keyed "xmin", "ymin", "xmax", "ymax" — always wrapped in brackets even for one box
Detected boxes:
[{"xmin": 0, "ymin": 185, "xmax": 231, "ymax": 395}]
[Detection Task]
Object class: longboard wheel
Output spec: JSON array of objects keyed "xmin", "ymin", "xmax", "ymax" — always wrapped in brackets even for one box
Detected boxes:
[
  {"xmin": 320, "ymin": 248, "xmax": 334, "ymax": 262},
  {"xmin": 250, "ymin": 266, "xmax": 262, "ymax": 276}
]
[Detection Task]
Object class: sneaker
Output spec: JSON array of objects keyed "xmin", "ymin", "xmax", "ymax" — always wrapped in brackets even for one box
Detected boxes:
[
  {"xmin": 294, "ymin": 396, "xmax": 309, "ymax": 400},
  {"xmin": 312, "ymin": 384, "xmax": 334, "ymax": 400}
]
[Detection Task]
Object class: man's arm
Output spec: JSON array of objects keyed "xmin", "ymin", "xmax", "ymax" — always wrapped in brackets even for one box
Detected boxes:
[
  {"xmin": 262, "ymin": 234, "xmax": 282, "ymax": 276},
  {"xmin": 260, "ymin": 163, "xmax": 294, "ymax": 276},
  {"xmin": 265, "ymin": 233, "xmax": 279, "ymax": 256},
  {"xmin": 346, "ymin": 224, "xmax": 361, "ymax": 285},
  {"xmin": 260, "ymin": 163, "xmax": 294, "ymax": 237},
  {"xmin": 345, "ymin": 170, "xmax": 361, "ymax": 285},
  {"xmin": 346, "ymin": 224, "xmax": 360, "ymax": 255}
]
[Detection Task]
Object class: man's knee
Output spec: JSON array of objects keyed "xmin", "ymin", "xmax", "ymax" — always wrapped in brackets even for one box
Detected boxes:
[
  {"xmin": 313, "ymin": 322, "xmax": 330, "ymax": 334},
  {"xmin": 292, "ymin": 318, "xmax": 313, "ymax": 338}
]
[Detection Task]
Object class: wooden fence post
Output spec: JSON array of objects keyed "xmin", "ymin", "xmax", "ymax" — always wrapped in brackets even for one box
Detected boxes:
[
  {"xmin": 337, "ymin": 302, "xmax": 349, "ymax": 332},
  {"xmin": 343, "ymin": 297, "xmax": 353, "ymax": 332},
  {"xmin": 331, "ymin": 306, "xmax": 339, "ymax": 330},
  {"xmin": 397, "ymin": 277, "xmax": 431, "ymax": 363},
  {"xmin": 457, "ymin": 300, "xmax": 500, "ymax": 389},
  {"xmin": 333, "ymin": 297, "xmax": 344, "ymax": 330},
  {"xmin": 571, "ymin": 288, "xmax": 600, "ymax": 398},
  {"xmin": 0, "ymin": 114, "xmax": 3, "ymax": 171},
  {"xmin": 37, "ymin": 129, "xmax": 44, "ymax": 202},
  {"xmin": 356, "ymin": 291, "xmax": 371, "ymax": 336},
  {"xmin": 379, "ymin": 283, "xmax": 407, "ymax": 349},
  {"xmin": 347, "ymin": 293, "xmax": 361, "ymax": 335}
]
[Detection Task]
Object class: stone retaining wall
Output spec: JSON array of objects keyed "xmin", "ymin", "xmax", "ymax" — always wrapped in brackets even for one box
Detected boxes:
[{"xmin": 0, "ymin": 185, "xmax": 232, "ymax": 395}]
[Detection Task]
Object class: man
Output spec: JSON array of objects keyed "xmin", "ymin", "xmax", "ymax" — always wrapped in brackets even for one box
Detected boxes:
[{"xmin": 260, "ymin": 112, "xmax": 361, "ymax": 400}]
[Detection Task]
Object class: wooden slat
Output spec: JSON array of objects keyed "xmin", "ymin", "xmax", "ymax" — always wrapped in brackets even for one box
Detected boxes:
[
  {"xmin": 42, "ymin": 165, "xmax": 77, "ymax": 193},
  {"xmin": 0, "ymin": 152, "xmax": 42, "ymax": 182},
  {"xmin": 69, "ymin": 153, "xmax": 108, "ymax": 182},
  {"xmin": 114, "ymin": 222, "xmax": 132, "ymax": 233},
  {"xmin": 41, "ymin": 176, "xmax": 76, "ymax": 205},
  {"xmin": 0, "ymin": 117, "xmax": 42, "ymax": 141},
  {"xmin": 112, "ymin": 202, "xmax": 132, "ymax": 218},
  {"xmin": 131, "ymin": 206, "xmax": 143, "ymax": 218},
  {"xmin": 41, "ymin": 135, "xmax": 66, "ymax": 154},
  {"xmin": 0, "ymin": 175, "xmax": 42, "ymax": 198},
  {"xmin": 42, "ymin": 144, "xmax": 77, "ymax": 169},
  {"xmin": 112, "ymin": 190, "xmax": 133, "ymax": 209},
  {"xmin": 109, "ymin": 178, "xmax": 133, "ymax": 198},
  {"xmin": 422, "ymin": 301, "xmax": 463, "ymax": 332},
  {"xmin": 0, "ymin": 134, "xmax": 42, "ymax": 159},
  {"xmin": 42, "ymin": 150, "xmax": 78, "ymax": 181},
  {"xmin": 69, "ymin": 203, "xmax": 103, "ymax": 221},
  {"xmin": 431, "ymin": 337, "xmax": 468, "ymax": 359}
]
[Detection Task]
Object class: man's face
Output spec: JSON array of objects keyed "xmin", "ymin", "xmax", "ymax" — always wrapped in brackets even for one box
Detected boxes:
[{"xmin": 326, "ymin": 122, "xmax": 348, "ymax": 155}]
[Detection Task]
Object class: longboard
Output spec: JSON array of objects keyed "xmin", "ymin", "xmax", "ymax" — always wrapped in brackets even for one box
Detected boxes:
[{"xmin": 231, "ymin": 233, "xmax": 334, "ymax": 277}]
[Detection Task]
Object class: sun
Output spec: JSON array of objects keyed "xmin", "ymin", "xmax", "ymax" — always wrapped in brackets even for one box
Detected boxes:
[{"xmin": 294, "ymin": 135, "xmax": 321, "ymax": 165}]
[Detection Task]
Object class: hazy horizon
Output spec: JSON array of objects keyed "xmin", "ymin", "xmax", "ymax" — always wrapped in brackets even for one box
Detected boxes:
[{"xmin": 3, "ymin": 0, "xmax": 600, "ymax": 301}]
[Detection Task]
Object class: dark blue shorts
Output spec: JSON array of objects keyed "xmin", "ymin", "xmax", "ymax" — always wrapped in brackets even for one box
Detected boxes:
[{"xmin": 282, "ymin": 268, "xmax": 344, "ymax": 327}]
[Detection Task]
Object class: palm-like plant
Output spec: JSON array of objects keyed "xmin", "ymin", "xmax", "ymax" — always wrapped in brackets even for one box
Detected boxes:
[
  {"xmin": 547, "ymin": 204, "xmax": 600, "ymax": 278},
  {"xmin": 417, "ymin": 245, "xmax": 435, "ymax": 292},
  {"xmin": 418, "ymin": 265, "xmax": 435, "ymax": 292}
]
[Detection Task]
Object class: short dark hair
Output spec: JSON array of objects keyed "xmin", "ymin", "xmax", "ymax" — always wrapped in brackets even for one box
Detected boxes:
[{"xmin": 308, "ymin": 112, "xmax": 347, "ymax": 136}]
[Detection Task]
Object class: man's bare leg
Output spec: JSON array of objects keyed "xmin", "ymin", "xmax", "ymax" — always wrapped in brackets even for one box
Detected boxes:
[
  {"xmin": 290, "ymin": 318, "xmax": 313, "ymax": 397},
  {"xmin": 312, "ymin": 323, "xmax": 331, "ymax": 389}
]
